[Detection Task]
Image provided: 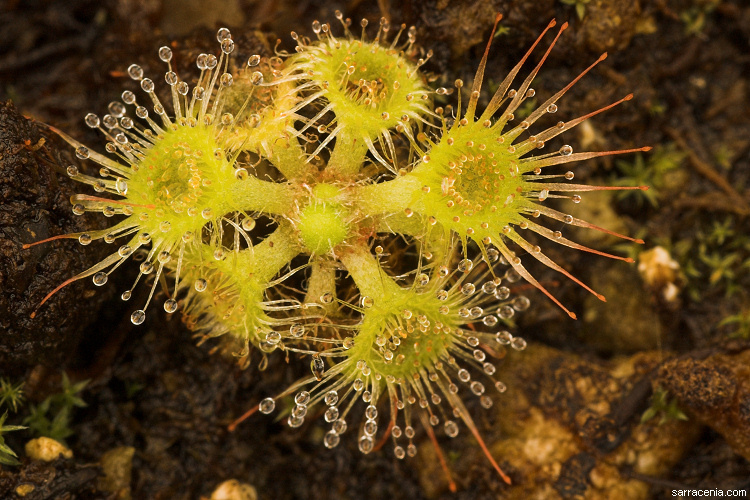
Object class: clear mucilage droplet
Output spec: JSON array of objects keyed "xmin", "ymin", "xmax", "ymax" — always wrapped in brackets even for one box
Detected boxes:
[
  {"xmin": 241, "ymin": 218, "xmax": 255, "ymax": 231},
  {"xmin": 108, "ymin": 101, "xmax": 125, "ymax": 117},
  {"xmin": 266, "ymin": 331, "xmax": 281, "ymax": 345},
  {"xmin": 158, "ymin": 46, "xmax": 172, "ymax": 62},
  {"xmin": 102, "ymin": 114, "xmax": 117, "ymax": 129},
  {"xmin": 359, "ymin": 436, "xmax": 374, "ymax": 454},
  {"xmin": 196, "ymin": 54, "xmax": 208, "ymax": 70},
  {"xmin": 127, "ymin": 64, "xmax": 143, "ymax": 80},
  {"xmin": 130, "ymin": 310, "xmax": 146, "ymax": 325},
  {"xmin": 122, "ymin": 90, "xmax": 136, "ymax": 104},
  {"xmin": 324, "ymin": 407, "xmax": 339, "ymax": 422},
  {"xmin": 444, "ymin": 420, "xmax": 459, "ymax": 438},
  {"xmin": 84, "ymin": 113, "xmax": 100, "ymax": 128},
  {"xmin": 259, "ymin": 397, "xmax": 275, "ymax": 414},
  {"xmin": 458, "ymin": 259, "xmax": 473, "ymax": 272},
  {"xmin": 295, "ymin": 391, "xmax": 311, "ymax": 406},
  {"xmin": 325, "ymin": 390, "xmax": 338, "ymax": 406},
  {"xmin": 324, "ymin": 431, "xmax": 340, "ymax": 448},
  {"xmin": 140, "ymin": 78, "xmax": 155, "ymax": 92},
  {"xmin": 216, "ymin": 27, "xmax": 231, "ymax": 42},
  {"xmin": 221, "ymin": 38, "xmax": 235, "ymax": 54}
]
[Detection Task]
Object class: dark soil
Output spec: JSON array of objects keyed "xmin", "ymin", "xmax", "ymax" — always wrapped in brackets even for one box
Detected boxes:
[{"xmin": 1, "ymin": 0, "xmax": 749, "ymax": 499}]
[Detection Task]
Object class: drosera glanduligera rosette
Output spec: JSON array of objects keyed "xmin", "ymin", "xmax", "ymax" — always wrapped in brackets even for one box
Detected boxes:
[{"xmin": 25, "ymin": 12, "xmax": 649, "ymax": 488}]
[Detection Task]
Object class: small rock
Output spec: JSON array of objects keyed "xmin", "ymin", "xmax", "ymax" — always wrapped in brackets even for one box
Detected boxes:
[
  {"xmin": 577, "ymin": 0, "xmax": 642, "ymax": 53},
  {"xmin": 24, "ymin": 437, "xmax": 73, "ymax": 461},
  {"xmin": 638, "ymin": 246, "xmax": 684, "ymax": 305},
  {"xmin": 98, "ymin": 446, "xmax": 135, "ymax": 499},
  {"xmin": 657, "ymin": 350, "xmax": 750, "ymax": 461},
  {"xmin": 210, "ymin": 479, "xmax": 258, "ymax": 500},
  {"xmin": 486, "ymin": 346, "xmax": 700, "ymax": 499},
  {"xmin": 15, "ymin": 484, "xmax": 35, "ymax": 496}
]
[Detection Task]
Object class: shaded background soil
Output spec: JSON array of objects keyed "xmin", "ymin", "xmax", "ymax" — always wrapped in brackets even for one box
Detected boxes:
[{"xmin": 1, "ymin": 0, "xmax": 749, "ymax": 498}]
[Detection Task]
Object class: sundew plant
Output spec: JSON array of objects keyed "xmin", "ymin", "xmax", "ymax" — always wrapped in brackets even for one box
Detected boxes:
[{"xmin": 25, "ymin": 13, "xmax": 648, "ymax": 486}]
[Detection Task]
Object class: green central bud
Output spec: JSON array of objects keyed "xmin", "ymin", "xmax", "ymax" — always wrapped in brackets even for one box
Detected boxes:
[{"xmin": 298, "ymin": 184, "xmax": 350, "ymax": 254}]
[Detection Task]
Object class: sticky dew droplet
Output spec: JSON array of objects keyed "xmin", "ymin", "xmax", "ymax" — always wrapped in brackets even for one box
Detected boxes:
[
  {"xmin": 359, "ymin": 436, "xmax": 374, "ymax": 454},
  {"xmin": 288, "ymin": 415, "xmax": 304, "ymax": 428},
  {"xmin": 458, "ymin": 259, "xmax": 473, "ymax": 272},
  {"xmin": 325, "ymin": 390, "xmax": 338, "ymax": 406},
  {"xmin": 164, "ymin": 299, "xmax": 178, "ymax": 313},
  {"xmin": 131, "ymin": 310, "xmax": 146, "ymax": 325},
  {"xmin": 513, "ymin": 296, "xmax": 531, "ymax": 311},
  {"xmin": 127, "ymin": 64, "xmax": 143, "ymax": 80},
  {"xmin": 333, "ymin": 419, "xmax": 347, "ymax": 435},
  {"xmin": 511, "ymin": 337, "xmax": 527, "ymax": 351},
  {"xmin": 221, "ymin": 38, "xmax": 235, "ymax": 54},
  {"xmin": 158, "ymin": 46, "xmax": 172, "ymax": 62},
  {"xmin": 496, "ymin": 330, "xmax": 513, "ymax": 345},
  {"xmin": 483, "ymin": 315, "xmax": 498, "ymax": 326},
  {"xmin": 92, "ymin": 272, "xmax": 108, "ymax": 286},
  {"xmin": 295, "ymin": 391, "xmax": 311, "ymax": 406},
  {"xmin": 324, "ymin": 406, "xmax": 339, "ymax": 422},
  {"xmin": 324, "ymin": 431, "xmax": 340, "ymax": 448},
  {"xmin": 444, "ymin": 420, "xmax": 459, "ymax": 438},
  {"xmin": 266, "ymin": 331, "xmax": 281, "ymax": 345},
  {"xmin": 259, "ymin": 397, "xmax": 275, "ymax": 414},
  {"xmin": 84, "ymin": 113, "xmax": 100, "ymax": 128},
  {"xmin": 471, "ymin": 381, "xmax": 485, "ymax": 395}
]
